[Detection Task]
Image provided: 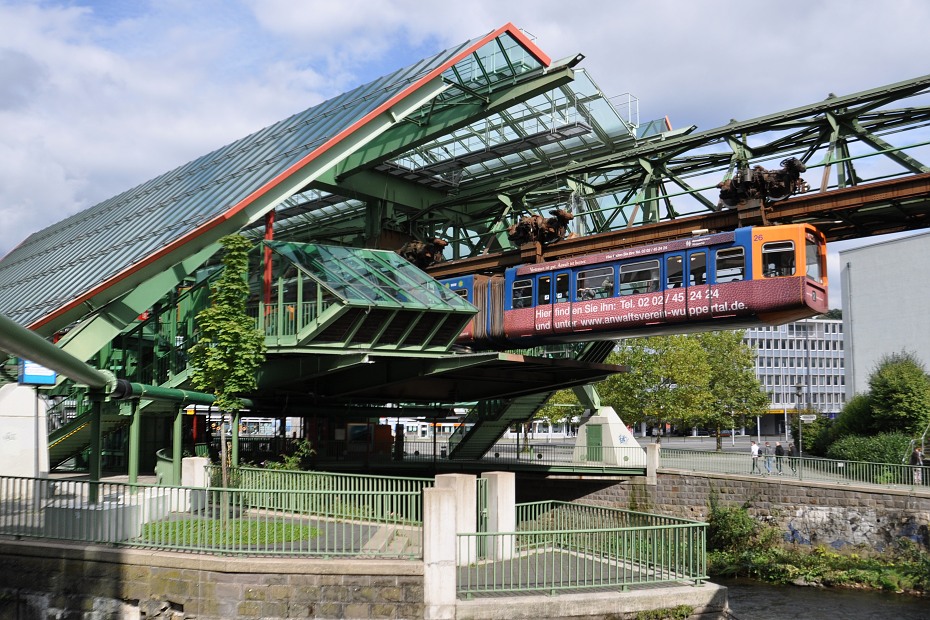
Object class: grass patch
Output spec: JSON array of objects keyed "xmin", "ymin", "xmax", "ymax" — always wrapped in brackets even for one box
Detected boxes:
[{"xmin": 141, "ymin": 519, "xmax": 320, "ymax": 546}]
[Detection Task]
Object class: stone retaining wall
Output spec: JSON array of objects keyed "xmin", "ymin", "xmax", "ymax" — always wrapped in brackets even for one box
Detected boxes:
[
  {"xmin": 578, "ymin": 471, "xmax": 930, "ymax": 550},
  {"xmin": 0, "ymin": 539, "xmax": 424, "ymax": 619}
]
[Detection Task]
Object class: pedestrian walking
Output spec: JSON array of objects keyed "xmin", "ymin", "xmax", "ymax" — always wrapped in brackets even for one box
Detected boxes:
[
  {"xmin": 750, "ymin": 440, "xmax": 762, "ymax": 474},
  {"xmin": 910, "ymin": 447, "xmax": 924, "ymax": 485},
  {"xmin": 787, "ymin": 442, "xmax": 797, "ymax": 474},
  {"xmin": 763, "ymin": 441, "xmax": 774, "ymax": 475},
  {"xmin": 774, "ymin": 441, "xmax": 785, "ymax": 474}
]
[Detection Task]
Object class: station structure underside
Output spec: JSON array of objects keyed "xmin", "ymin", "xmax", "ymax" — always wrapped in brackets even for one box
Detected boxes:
[{"xmin": 2, "ymin": 22, "xmax": 930, "ymax": 471}]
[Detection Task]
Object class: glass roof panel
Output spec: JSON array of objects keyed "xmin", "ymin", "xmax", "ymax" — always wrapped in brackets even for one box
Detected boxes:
[
  {"xmin": 0, "ymin": 25, "xmax": 544, "ymax": 328},
  {"xmin": 266, "ymin": 242, "xmax": 475, "ymax": 314}
]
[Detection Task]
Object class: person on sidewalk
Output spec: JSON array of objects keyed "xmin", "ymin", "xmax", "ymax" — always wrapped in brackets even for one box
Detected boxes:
[
  {"xmin": 762, "ymin": 441, "xmax": 774, "ymax": 475},
  {"xmin": 750, "ymin": 440, "xmax": 762, "ymax": 474},
  {"xmin": 787, "ymin": 442, "xmax": 798, "ymax": 474},
  {"xmin": 774, "ymin": 441, "xmax": 785, "ymax": 474}
]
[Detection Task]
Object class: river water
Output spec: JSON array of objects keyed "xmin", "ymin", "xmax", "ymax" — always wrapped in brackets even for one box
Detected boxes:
[{"xmin": 719, "ymin": 578, "xmax": 929, "ymax": 619}]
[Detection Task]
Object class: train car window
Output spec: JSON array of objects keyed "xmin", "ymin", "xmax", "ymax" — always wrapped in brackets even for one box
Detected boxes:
[
  {"xmin": 715, "ymin": 247, "xmax": 745, "ymax": 283},
  {"xmin": 689, "ymin": 252, "xmax": 707, "ymax": 285},
  {"xmin": 512, "ymin": 279, "xmax": 533, "ymax": 308},
  {"xmin": 537, "ymin": 275, "xmax": 551, "ymax": 305},
  {"xmin": 762, "ymin": 241, "xmax": 796, "ymax": 277},
  {"xmin": 554, "ymin": 273, "xmax": 570, "ymax": 303},
  {"xmin": 576, "ymin": 266, "xmax": 614, "ymax": 300},
  {"xmin": 619, "ymin": 260, "xmax": 660, "ymax": 295},
  {"xmin": 666, "ymin": 256, "xmax": 683, "ymax": 288},
  {"xmin": 805, "ymin": 233, "xmax": 824, "ymax": 283}
]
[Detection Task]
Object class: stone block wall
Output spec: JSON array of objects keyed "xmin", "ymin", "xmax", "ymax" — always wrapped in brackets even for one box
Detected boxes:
[
  {"xmin": 0, "ymin": 540, "xmax": 424, "ymax": 619},
  {"xmin": 576, "ymin": 472, "xmax": 930, "ymax": 550}
]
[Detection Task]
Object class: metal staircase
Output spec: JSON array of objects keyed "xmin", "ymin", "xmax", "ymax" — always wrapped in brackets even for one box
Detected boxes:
[{"xmin": 447, "ymin": 341, "xmax": 616, "ymax": 459}]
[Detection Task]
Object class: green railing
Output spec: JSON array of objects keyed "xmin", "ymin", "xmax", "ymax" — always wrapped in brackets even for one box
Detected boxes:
[
  {"xmin": 456, "ymin": 501, "xmax": 706, "ymax": 596},
  {"xmin": 399, "ymin": 439, "xmax": 646, "ymax": 471},
  {"xmin": 212, "ymin": 466, "xmax": 433, "ymax": 525},
  {"xmin": 0, "ymin": 472, "xmax": 427, "ymax": 558},
  {"xmin": 660, "ymin": 448, "xmax": 930, "ymax": 490}
]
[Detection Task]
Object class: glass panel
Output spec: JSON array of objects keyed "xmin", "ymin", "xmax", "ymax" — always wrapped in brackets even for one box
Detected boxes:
[
  {"xmin": 715, "ymin": 247, "xmax": 745, "ymax": 283},
  {"xmin": 576, "ymin": 266, "xmax": 613, "ymax": 300},
  {"xmin": 513, "ymin": 279, "xmax": 533, "ymax": 308},
  {"xmin": 762, "ymin": 241, "xmax": 796, "ymax": 277},
  {"xmin": 805, "ymin": 232, "xmax": 823, "ymax": 283},
  {"xmin": 688, "ymin": 252, "xmax": 707, "ymax": 285},
  {"xmin": 554, "ymin": 273, "xmax": 570, "ymax": 303},
  {"xmin": 537, "ymin": 275, "xmax": 551, "ymax": 305},
  {"xmin": 666, "ymin": 256, "xmax": 683, "ymax": 288},
  {"xmin": 619, "ymin": 260, "xmax": 660, "ymax": 295}
]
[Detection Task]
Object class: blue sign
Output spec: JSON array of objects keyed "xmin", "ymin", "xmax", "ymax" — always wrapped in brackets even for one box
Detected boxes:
[{"xmin": 19, "ymin": 360, "xmax": 57, "ymax": 385}]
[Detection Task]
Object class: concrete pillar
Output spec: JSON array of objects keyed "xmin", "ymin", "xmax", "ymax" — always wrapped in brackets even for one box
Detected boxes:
[
  {"xmin": 182, "ymin": 456, "xmax": 211, "ymax": 513},
  {"xmin": 0, "ymin": 384, "xmax": 49, "ymax": 481},
  {"xmin": 423, "ymin": 486, "xmax": 456, "ymax": 620},
  {"xmin": 482, "ymin": 471, "xmax": 515, "ymax": 561},
  {"xmin": 646, "ymin": 443, "xmax": 660, "ymax": 486},
  {"xmin": 435, "ymin": 473, "xmax": 477, "ymax": 565},
  {"xmin": 182, "ymin": 456, "xmax": 211, "ymax": 488}
]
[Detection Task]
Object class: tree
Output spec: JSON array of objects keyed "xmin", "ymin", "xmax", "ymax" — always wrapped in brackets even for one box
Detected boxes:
[
  {"xmin": 600, "ymin": 336, "xmax": 711, "ymax": 435},
  {"xmin": 648, "ymin": 335, "xmax": 712, "ymax": 431},
  {"xmin": 598, "ymin": 341, "xmax": 659, "ymax": 430},
  {"xmin": 535, "ymin": 388, "xmax": 584, "ymax": 440},
  {"xmin": 867, "ymin": 351, "xmax": 930, "ymax": 436},
  {"xmin": 697, "ymin": 330, "xmax": 769, "ymax": 450},
  {"xmin": 189, "ymin": 235, "xmax": 266, "ymax": 487}
]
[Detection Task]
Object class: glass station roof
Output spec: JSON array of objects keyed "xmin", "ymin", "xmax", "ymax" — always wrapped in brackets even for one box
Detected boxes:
[
  {"xmin": 0, "ymin": 24, "xmax": 548, "ymax": 330},
  {"xmin": 266, "ymin": 242, "xmax": 474, "ymax": 312}
]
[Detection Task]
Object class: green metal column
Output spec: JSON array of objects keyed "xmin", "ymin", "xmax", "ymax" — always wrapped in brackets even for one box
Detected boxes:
[
  {"xmin": 231, "ymin": 411, "xmax": 240, "ymax": 467},
  {"xmin": 88, "ymin": 400, "xmax": 102, "ymax": 503},
  {"xmin": 128, "ymin": 401, "xmax": 140, "ymax": 486},
  {"xmin": 173, "ymin": 407, "xmax": 183, "ymax": 484}
]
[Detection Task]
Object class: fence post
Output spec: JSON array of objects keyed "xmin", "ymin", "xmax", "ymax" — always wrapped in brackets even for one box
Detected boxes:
[
  {"xmin": 423, "ymin": 486, "xmax": 456, "ymax": 620},
  {"xmin": 435, "ymin": 473, "xmax": 477, "ymax": 565},
  {"xmin": 646, "ymin": 443, "xmax": 660, "ymax": 486},
  {"xmin": 482, "ymin": 471, "xmax": 515, "ymax": 561}
]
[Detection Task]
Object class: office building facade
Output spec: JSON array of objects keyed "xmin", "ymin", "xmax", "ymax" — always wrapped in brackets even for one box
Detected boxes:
[{"xmin": 743, "ymin": 318, "xmax": 846, "ymax": 435}]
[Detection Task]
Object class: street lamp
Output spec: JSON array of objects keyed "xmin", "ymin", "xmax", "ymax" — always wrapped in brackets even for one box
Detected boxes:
[{"xmin": 795, "ymin": 382, "xmax": 804, "ymax": 480}]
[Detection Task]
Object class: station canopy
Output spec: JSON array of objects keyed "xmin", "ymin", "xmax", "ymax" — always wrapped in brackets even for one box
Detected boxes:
[{"xmin": 0, "ymin": 22, "xmax": 655, "ymax": 343}]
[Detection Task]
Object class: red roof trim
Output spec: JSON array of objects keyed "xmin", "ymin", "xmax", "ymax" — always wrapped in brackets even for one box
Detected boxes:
[{"xmin": 30, "ymin": 24, "xmax": 550, "ymax": 331}]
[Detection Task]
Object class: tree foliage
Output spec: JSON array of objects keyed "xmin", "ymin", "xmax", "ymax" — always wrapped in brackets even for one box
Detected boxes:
[
  {"xmin": 189, "ymin": 235, "xmax": 266, "ymax": 415},
  {"xmin": 867, "ymin": 351, "xmax": 930, "ymax": 436},
  {"xmin": 697, "ymin": 330, "xmax": 769, "ymax": 447},
  {"xmin": 595, "ymin": 332, "xmax": 765, "ymax": 445}
]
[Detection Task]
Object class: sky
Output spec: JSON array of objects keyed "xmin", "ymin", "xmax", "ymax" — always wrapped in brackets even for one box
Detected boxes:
[{"xmin": 2, "ymin": 0, "xmax": 930, "ymax": 306}]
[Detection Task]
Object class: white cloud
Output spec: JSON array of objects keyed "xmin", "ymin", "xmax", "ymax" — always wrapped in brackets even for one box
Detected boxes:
[{"xmin": 1, "ymin": 0, "xmax": 929, "ymax": 274}]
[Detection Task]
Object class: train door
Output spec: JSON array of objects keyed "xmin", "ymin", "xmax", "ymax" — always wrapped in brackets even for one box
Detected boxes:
[
  {"xmin": 552, "ymin": 270, "xmax": 572, "ymax": 334},
  {"xmin": 534, "ymin": 274, "xmax": 553, "ymax": 335},
  {"xmin": 663, "ymin": 253, "xmax": 687, "ymax": 323},
  {"xmin": 686, "ymin": 249, "xmax": 710, "ymax": 320}
]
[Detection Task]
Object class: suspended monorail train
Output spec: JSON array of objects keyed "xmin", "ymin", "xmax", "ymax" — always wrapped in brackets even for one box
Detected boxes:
[{"xmin": 438, "ymin": 224, "xmax": 828, "ymax": 348}]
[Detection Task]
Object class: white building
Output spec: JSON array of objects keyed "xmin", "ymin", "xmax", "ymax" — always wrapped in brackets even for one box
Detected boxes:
[
  {"xmin": 840, "ymin": 231, "xmax": 930, "ymax": 397},
  {"xmin": 743, "ymin": 317, "xmax": 846, "ymax": 434}
]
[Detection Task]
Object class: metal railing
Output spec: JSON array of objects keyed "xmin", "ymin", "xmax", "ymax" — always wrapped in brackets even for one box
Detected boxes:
[
  {"xmin": 456, "ymin": 501, "xmax": 706, "ymax": 596},
  {"xmin": 213, "ymin": 466, "xmax": 433, "ymax": 525},
  {"xmin": 0, "ymin": 471, "xmax": 428, "ymax": 558},
  {"xmin": 660, "ymin": 448, "xmax": 930, "ymax": 490},
  {"xmin": 398, "ymin": 439, "xmax": 645, "ymax": 471}
]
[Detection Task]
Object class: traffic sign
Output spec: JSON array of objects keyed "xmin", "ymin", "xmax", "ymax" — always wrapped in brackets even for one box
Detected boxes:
[{"xmin": 800, "ymin": 414, "xmax": 817, "ymax": 423}]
